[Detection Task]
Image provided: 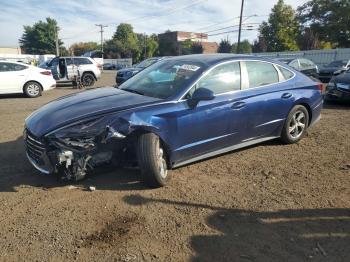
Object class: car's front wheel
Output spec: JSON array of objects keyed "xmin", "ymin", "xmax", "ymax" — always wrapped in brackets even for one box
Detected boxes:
[
  {"xmin": 281, "ymin": 105, "xmax": 309, "ymax": 144},
  {"xmin": 24, "ymin": 81, "xmax": 42, "ymax": 98},
  {"xmin": 137, "ymin": 133, "xmax": 170, "ymax": 188}
]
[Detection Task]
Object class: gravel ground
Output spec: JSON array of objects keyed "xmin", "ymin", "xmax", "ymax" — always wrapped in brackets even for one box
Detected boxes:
[{"xmin": 0, "ymin": 71, "xmax": 349, "ymax": 262}]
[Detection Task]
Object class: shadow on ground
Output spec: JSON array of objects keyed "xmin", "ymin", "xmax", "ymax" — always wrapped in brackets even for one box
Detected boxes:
[
  {"xmin": 123, "ymin": 194, "xmax": 350, "ymax": 262},
  {"xmin": 0, "ymin": 136, "xmax": 147, "ymax": 192}
]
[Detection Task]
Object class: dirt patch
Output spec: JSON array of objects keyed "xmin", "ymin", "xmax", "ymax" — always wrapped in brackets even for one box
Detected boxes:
[{"xmin": 81, "ymin": 213, "xmax": 143, "ymax": 248}]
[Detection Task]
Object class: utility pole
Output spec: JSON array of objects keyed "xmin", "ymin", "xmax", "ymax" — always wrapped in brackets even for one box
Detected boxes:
[
  {"xmin": 95, "ymin": 24, "xmax": 108, "ymax": 57},
  {"xmin": 144, "ymin": 32, "xmax": 147, "ymax": 59},
  {"xmin": 55, "ymin": 26, "xmax": 59, "ymax": 56},
  {"xmin": 237, "ymin": 0, "xmax": 245, "ymax": 54}
]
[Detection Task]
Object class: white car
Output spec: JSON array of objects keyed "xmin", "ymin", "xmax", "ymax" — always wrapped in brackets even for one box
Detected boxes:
[
  {"xmin": 40, "ymin": 57, "xmax": 102, "ymax": 86},
  {"xmin": 0, "ymin": 61, "xmax": 56, "ymax": 98}
]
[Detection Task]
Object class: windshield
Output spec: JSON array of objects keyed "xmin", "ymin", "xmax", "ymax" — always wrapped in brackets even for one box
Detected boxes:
[
  {"xmin": 326, "ymin": 60, "xmax": 347, "ymax": 67},
  {"xmin": 120, "ymin": 59, "xmax": 204, "ymax": 99},
  {"xmin": 137, "ymin": 58, "xmax": 159, "ymax": 68}
]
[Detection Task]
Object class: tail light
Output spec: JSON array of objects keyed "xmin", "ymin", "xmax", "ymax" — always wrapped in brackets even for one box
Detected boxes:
[
  {"xmin": 97, "ymin": 64, "xmax": 102, "ymax": 70},
  {"xmin": 40, "ymin": 71, "xmax": 52, "ymax": 76},
  {"xmin": 316, "ymin": 83, "xmax": 324, "ymax": 93}
]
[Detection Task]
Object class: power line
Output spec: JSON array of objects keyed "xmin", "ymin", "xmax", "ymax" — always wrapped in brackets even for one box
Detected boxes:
[
  {"xmin": 202, "ymin": 23, "xmax": 259, "ymax": 34},
  {"xmin": 195, "ymin": 14, "xmax": 264, "ymax": 31},
  {"xmin": 207, "ymin": 28, "xmax": 257, "ymax": 37}
]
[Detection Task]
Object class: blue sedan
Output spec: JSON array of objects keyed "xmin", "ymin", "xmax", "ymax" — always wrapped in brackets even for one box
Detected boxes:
[{"xmin": 24, "ymin": 54, "xmax": 323, "ymax": 187}]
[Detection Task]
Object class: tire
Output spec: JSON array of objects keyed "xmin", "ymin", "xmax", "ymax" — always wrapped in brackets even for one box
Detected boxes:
[
  {"xmin": 82, "ymin": 73, "xmax": 95, "ymax": 87},
  {"xmin": 281, "ymin": 105, "xmax": 309, "ymax": 144},
  {"xmin": 24, "ymin": 81, "xmax": 42, "ymax": 98},
  {"xmin": 137, "ymin": 133, "xmax": 170, "ymax": 188}
]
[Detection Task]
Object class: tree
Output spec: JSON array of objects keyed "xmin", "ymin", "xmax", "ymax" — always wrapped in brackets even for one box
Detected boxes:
[
  {"xmin": 232, "ymin": 40, "xmax": 252, "ymax": 53},
  {"xmin": 191, "ymin": 42, "xmax": 203, "ymax": 54},
  {"xmin": 252, "ymin": 38, "xmax": 268, "ymax": 53},
  {"xmin": 257, "ymin": 0, "xmax": 299, "ymax": 52},
  {"xmin": 217, "ymin": 39, "xmax": 232, "ymax": 53},
  {"xmin": 137, "ymin": 33, "xmax": 159, "ymax": 59},
  {"xmin": 19, "ymin": 17, "xmax": 63, "ymax": 54},
  {"xmin": 104, "ymin": 23, "xmax": 141, "ymax": 61},
  {"xmin": 180, "ymin": 39, "xmax": 193, "ymax": 55},
  {"xmin": 70, "ymin": 42, "xmax": 99, "ymax": 56},
  {"xmin": 297, "ymin": 0, "xmax": 350, "ymax": 48}
]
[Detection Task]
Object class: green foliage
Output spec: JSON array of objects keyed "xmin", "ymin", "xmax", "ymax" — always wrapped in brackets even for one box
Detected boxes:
[
  {"xmin": 297, "ymin": 0, "xmax": 350, "ymax": 48},
  {"xmin": 218, "ymin": 39, "xmax": 232, "ymax": 53},
  {"xmin": 104, "ymin": 24, "xmax": 160, "ymax": 62},
  {"xmin": 190, "ymin": 42, "xmax": 203, "ymax": 54},
  {"xmin": 70, "ymin": 42, "xmax": 99, "ymax": 56},
  {"xmin": 258, "ymin": 0, "xmax": 299, "ymax": 52},
  {"xmin": 232, "ymin": 40, "xmax": 252, "ymax": 54},
  {"xmin": 180, "ymin": 39, "xmax": 193, "ymax": 55},
  {"xmin": 178, "ymin": 40, "xmax": 203, "ymax": 55},
  {"xmin": 137, "ymin": 33, "xmax": 159, "ymax": 59},
  {"xmin": 19, "ymin": 17, "xmax": 63, "ymax": 54}
]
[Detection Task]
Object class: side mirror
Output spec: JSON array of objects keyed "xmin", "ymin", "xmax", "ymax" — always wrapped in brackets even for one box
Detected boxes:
[{"xmin": 188, "ymin": 88, "xmax": 215, "ymax": 108}]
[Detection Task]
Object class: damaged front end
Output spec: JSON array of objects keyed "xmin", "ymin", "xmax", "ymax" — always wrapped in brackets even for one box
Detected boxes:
[{"xmin": 25, "ymin": 116, "xmax": 129, "ymax": 181}]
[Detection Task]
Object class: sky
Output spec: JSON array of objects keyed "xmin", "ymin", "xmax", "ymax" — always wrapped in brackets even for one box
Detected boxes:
[{"xmin": 0, "ymin": 0, "xmax": 307, "ymax": 48}]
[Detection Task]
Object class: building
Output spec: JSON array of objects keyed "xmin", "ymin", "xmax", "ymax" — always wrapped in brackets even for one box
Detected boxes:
[{"xmin": 158, "ymin": 31, "xmax": 218, "ymax": 55}]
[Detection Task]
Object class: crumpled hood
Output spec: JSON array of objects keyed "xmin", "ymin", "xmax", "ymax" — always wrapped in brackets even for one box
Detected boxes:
[{"xmin": 25, "ymin": 87, "xmax": 160, "ymax": 137}]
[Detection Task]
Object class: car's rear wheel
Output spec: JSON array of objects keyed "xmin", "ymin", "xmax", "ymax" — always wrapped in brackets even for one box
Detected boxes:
[
  {"xmin": 24, "ymin": 81, "xmax": 42, "ymax": 98},
  {"xmin": 82, "ymin": 73, "xmax": 95, "ymax": 87},
  {"xmin": 281, "ymin": 105, "xmax": 309, "ymax": 144},
  {"xmin": 137, "ymin": 133, "xmax": 170, "ymax": 188}
]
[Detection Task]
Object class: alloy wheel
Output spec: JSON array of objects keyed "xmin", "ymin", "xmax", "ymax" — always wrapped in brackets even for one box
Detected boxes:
[
  {"xmin": 289, "ymin": 110, "xmax": 306, "ymax": 139},
  {"xmin": 158, "ymin": 146, "xmax": 168, "ymax": 179},
  {"xmin": 82, "ymin": 75, "xmax": 94, "ymax": 86},
  {"xmin": 27, "ymin": 83, "xmax": 40, "ymax": 96}
]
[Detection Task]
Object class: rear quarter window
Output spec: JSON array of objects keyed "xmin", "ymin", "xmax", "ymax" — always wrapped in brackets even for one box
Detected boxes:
[{"xmin": 277, "ymin": 66, "xmax": 294, "ymax": 80}]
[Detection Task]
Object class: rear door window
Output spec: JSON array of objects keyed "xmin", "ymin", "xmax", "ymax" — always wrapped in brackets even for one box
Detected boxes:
[
  {"xmin": 0, "ymin": 63, "xmax": 27, "ymax": 71},
  {"xmin": 245, "ymin": 61, "xmax": 279, "ymax": 88},
  {"xmin": 66, "ymin": 58, "xmax": 74, "ymax": 66}
]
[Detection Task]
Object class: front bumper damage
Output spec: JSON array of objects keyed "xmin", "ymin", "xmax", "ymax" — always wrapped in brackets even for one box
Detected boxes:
[{"xmin": 24, "ymin": 126, "xmax": 127, "ymax": 181}]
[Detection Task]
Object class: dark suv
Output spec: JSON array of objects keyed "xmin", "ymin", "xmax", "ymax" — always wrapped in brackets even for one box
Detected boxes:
[{"xmin": 116, "ymin": 57, "xmax": 168, "ymax": 85}]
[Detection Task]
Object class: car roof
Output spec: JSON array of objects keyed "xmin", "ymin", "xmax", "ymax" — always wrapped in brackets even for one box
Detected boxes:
[
  {"xmin": 165, "ymin": 54, "xmax": 271, "ymax": 66},
  {"xmin": 57, "ymin": 56, "xmax": 92, "ymax": 59},
  {"xmin": 0, "ymin": 60, "xmax": 30, "ymax": 66}
]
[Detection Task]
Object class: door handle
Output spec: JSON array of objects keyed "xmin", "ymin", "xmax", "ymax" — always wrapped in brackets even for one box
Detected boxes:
[
  {"xmin": 281, "ymin": 93, "xmax": 292, "ymax": 99},
  {"xmin": 231, "ymin": 101, "xmax": 246, "ymax": 110}
]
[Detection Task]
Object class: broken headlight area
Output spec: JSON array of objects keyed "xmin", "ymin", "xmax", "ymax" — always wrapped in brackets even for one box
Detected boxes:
[{"xmin": 46, "ymin": 119, "xmax": 127, "ymax": 181}]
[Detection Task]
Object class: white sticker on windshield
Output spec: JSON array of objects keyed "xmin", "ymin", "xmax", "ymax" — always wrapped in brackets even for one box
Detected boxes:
[{"xmin": 179, "ymin": 64, "xmax": 200, "ymax": 71}]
